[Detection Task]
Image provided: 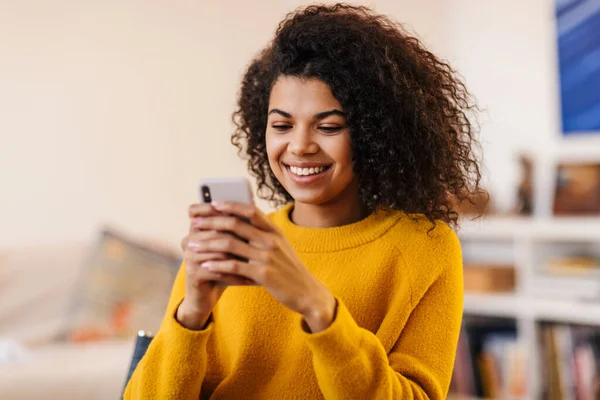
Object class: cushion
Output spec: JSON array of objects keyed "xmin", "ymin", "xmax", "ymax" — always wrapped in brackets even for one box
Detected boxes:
[{"xmin": 65, "ymin": 228, "xmax": 181, "ymax": 342}]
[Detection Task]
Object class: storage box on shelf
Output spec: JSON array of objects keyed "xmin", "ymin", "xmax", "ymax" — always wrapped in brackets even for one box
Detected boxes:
[
  {"xmin": 464, "ymin": 265, "xmax": 516, "ymax": 294},
  {"xmin": 462, "ymin": 238, "xmax": 516, "ymax": 295}
]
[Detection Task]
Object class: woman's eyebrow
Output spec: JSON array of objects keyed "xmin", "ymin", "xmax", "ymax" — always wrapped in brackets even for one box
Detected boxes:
[
  {"xmin": 268, "ymin": 109, "xmax": 292, "ymax": 118},
  {"xmin": 267, "ymin": 108, "xmax": 345, "ymax": 119},
  {"xmin": 314, "ymin": 109, "xmax": 344, "ymax": 120}
]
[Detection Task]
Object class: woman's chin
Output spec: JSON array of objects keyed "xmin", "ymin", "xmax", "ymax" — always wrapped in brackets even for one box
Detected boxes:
[{"xmin": 286, "ymin": 189, "xmax": 332, "ymax": 206}]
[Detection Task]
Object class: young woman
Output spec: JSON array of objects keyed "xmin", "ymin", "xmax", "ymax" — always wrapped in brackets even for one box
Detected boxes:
[{"xmin": 125, "ymin": 4, "xmax": 483, "ymax": 399}]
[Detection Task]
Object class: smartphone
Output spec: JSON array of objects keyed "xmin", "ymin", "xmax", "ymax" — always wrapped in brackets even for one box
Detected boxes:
[
  {"xmin": 198, "ymin": 177, "xmax": 254, "ymax": 206},
  {"xmin": 198, "ymin": 177, "xmax": 255, "ymax": 285}
]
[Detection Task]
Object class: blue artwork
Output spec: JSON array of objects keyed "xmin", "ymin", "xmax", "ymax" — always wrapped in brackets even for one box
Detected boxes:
[{"xmin": 556, "ymin": 0, "xmax": 600, "ymax": 134}]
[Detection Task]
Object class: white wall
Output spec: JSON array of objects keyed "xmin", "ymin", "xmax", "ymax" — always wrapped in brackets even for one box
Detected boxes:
[
  {"xmin": 5, "ymin": 0, "xmax": 597, "ymax": 248},
  {"xmin": 442, "ymin": 0, "xmax": 600, "ymax": 214},
  {"xmin": 0, "ymin": 0, "xmax": 449, "ymax": 248}
]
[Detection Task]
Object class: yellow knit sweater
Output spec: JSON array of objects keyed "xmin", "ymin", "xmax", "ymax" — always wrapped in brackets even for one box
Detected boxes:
[{"xmin": 124, "ymin": 204, "xmax": 463, "ymax": 399}]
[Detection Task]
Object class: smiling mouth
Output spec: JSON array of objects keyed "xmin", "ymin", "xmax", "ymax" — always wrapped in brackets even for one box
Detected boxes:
[{"xmin": 284, "ymin": 164, "xmax": 331, "ymax": 177}]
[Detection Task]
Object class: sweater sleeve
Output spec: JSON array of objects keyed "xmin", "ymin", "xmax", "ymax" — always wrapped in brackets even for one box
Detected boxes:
[
  {"xmin": 303, "ymin": 232, "xmax": 463, "ymax": 400},
  {"xmin": 124, "ymin": 263, "xmax": 213, "ymax": 400}
]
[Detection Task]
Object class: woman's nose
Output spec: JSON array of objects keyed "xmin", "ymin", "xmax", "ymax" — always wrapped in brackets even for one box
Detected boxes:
[{"xmin": 287, "ymin": 128, "xmax": 319, "ymax": 156}]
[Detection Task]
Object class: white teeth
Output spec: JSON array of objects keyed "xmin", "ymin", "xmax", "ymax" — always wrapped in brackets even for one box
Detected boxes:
[{"xmin": 288, "ymin": 165, "xmax": 327, "ymax": 176}]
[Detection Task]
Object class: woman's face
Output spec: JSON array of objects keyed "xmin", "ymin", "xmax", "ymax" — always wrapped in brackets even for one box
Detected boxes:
[{"xmin": 266, "ymin": 76, "xmax": 357, "ymax": 206}]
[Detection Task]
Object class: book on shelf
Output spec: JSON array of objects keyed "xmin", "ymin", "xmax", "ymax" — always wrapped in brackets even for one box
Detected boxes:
[
  {"xmin": 450, "ymin": 318, "xmax": 526, "ymax": 399},
  {"xmin": 539, "ymin": 323, "xmax": 600, "ymax": 400}
]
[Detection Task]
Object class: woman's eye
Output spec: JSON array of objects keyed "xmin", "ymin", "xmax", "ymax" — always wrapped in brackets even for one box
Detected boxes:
[
  {"xmin": 319, "ymin": 126, "xmax": 342, "ymax": 133},
  {"xmin": 272, "ymin": 124, "xmax": 292, "ymax": 132}
]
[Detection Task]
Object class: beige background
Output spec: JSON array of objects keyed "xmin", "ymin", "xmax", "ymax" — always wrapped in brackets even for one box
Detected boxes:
[{"xmin": 2, "ymin": 0, "xmax": 598, "ymax": 248}]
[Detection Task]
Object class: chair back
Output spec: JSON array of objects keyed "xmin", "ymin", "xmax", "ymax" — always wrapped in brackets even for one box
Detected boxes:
[{"xmin": 122, "ymin": 330, "xmax": 154, "ymax": 398}]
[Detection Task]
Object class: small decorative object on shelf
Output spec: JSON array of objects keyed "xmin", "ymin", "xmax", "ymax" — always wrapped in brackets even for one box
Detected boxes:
[{"xmin": 515, "ymin": 154, "xmax": 534, "ymax": 216}]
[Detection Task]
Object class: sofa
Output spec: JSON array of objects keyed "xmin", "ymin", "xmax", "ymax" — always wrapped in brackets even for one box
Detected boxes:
[{"xmin": 0, "ymin": 243, "xmax": 135, "ymax": 400}]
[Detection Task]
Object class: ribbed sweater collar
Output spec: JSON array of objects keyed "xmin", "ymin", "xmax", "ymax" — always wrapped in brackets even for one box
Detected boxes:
[{"xmin": 269, "ymin": 204, "xmax": 403, "ymax": 253}]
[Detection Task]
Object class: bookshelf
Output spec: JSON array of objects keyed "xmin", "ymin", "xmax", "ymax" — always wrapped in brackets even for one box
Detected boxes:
[{"xmin": 457, "ymin": 215, "xmax": 600, "ymax": 399}]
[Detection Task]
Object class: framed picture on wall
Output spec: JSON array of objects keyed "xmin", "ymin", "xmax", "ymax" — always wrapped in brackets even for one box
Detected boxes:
[
  {"xmin": 555, "ymin": 0, "xmax": 600, "ymax": 135},
  {"xmin": 553, "ymin": 162, "xmax": 600, "ymax": 215}
]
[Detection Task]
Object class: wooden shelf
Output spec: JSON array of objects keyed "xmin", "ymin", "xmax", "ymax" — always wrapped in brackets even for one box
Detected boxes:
[
  {"xmin": 464, "ymin": 293, "xmax": 600, "ymax": 326},
  {"xmin": 458, "ymin": 216, "xmax": 531, "ymax": 240},
  {"xmin": 458, "ymin": 216, "xmax": 600, "ymax": 241},
  {"xmin": 463, "ymin": 293, "xmax": 522, "ymax": 318},
  {"xmin": 533, "ymin": 298, "xmax": 600, "ymax": 325}
]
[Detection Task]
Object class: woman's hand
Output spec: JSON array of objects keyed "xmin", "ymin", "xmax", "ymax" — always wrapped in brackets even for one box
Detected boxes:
[
  {"xmin": 188, "ymin": 201, "xmax": 337, "ymax": 333},
  {"xmin": 177, "ymin": 203, "xmax": 254, "ymax": 330}
]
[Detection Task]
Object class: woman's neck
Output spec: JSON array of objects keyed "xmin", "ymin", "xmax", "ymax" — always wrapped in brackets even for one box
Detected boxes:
[{"xmin": 290, "ymin": 187, "xmax": 368, "ymax": 228}]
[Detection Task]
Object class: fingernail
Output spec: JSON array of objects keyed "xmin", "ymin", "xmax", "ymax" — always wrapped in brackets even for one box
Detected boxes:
[
  {"xmin": 201, "ymin": 261, "xmax": 215, "ymax": 270},
  {"xmin": 191, "ymin": 217, "xmax": 205, "ymax": 227},
  {"xmin": 211, "ymin": 201, "xmax": 226, "ymax": 210},
  {"xmin": 187, "ymin": 241, "xmax": 201, "ymax": 250}
]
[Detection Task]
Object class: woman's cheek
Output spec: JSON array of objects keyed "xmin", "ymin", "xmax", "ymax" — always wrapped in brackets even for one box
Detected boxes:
[
  {"xmin": 266, "ymin": 135, "xmax": 285, "ymax": 173},
  {"xmin": 267, "ymin": 135, "xmax": 287, "ymax": 161}
]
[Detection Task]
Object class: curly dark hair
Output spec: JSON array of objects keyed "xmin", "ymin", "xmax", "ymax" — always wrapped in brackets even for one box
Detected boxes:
[{"xmin": 231, "ymin": 3, "xmax": 485, "ymax": 226}]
